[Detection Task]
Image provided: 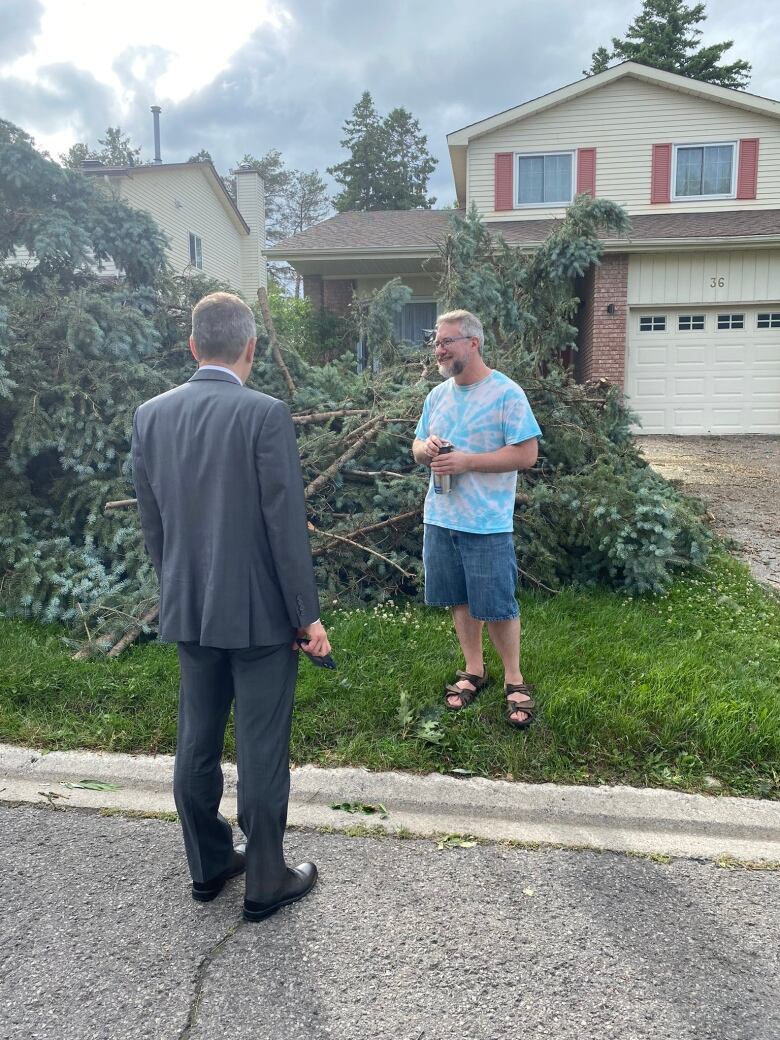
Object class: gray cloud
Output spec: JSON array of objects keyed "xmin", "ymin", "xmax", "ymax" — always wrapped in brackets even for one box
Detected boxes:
[
  {"xmin": 0, "ymin": 63, "xmax": 115, "ymax": 141},
  {"xmin": 2, "ymin": 0, "xmax": 778, "ymax": 204},
  {"xmin": 0, "ymin": 0, "xmax": 44, "ymax": 64}
]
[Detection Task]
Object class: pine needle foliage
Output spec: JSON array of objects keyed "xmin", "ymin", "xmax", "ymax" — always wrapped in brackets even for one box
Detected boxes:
[{"xmin": 1, "ymin": 124, "xmax": 711, "ymax": 647}]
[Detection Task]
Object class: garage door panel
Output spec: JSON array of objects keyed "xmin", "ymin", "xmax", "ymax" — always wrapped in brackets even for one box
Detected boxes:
[
  {"xmin": 635, "ymin": 346, "xmax": 667, "ymax": 366},
  {"xmin": 755, "ymin": 344, "xmax": 779, "ymax": 363},
  {"xmin": 713, "ymin": 344, "xmax": 747, "ymax": 364},
  {"xmin": 674, "ymin": 345, "xmax": 707, "ymax": 365},
  {"xmin": 628, "ymin": 306, "xmax": 780, "ymax": 434},
  {"xmin": 712, "ymin": 376, "xmax": 745, "ymax": 396},
  {"xmin": 674, "ymin": 377, "xmax": 706, "ymax": 396},
  {"xmin": 636, "ymin": 377, "xmax": 668, "ymax": 396}
]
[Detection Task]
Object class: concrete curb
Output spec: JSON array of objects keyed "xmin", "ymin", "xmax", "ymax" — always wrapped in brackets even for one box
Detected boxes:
[{"xmin": 2, "ymin": 743, "xmax": 779, "ymax": 863}]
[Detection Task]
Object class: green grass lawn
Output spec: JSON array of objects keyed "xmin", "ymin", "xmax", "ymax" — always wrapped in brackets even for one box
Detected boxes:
[{"xmin": 1, "ymin": 553, "xmax": 778, "ymax": 797}]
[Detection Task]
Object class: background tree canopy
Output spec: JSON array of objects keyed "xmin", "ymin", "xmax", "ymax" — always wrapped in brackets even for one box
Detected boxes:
[{"xmin": 0, "ymin": 123, "xmax": 710, "ymax": 650}]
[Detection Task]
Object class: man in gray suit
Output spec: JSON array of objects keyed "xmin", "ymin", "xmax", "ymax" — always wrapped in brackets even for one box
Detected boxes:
[{"xmin": 132, "ymin": 291, "xmax": 330, "ymax": 923}]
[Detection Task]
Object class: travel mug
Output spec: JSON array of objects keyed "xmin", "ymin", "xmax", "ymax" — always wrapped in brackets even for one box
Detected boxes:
[{"xmin": 433, "ymin": 443, "xmax": 453, "ymax": 494}]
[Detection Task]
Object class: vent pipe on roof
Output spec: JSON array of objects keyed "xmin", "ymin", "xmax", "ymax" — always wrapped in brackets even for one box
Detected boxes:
[{"xmin": 151, "ymin": 106, "xmax": 162, "ymax": 164}]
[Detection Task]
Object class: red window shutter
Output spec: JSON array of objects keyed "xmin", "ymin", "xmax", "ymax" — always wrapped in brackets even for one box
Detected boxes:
[
  {"xmin": 494, "ymin": 153, "xmax": 514, "ymax": 210},
  {"xmin": 736, "ymin": 138, "xmax": 759, "ymax": 199},
  {"xmin": 650, "ymin": 143, "xmax": 672, "ymax": 203},
  {"xmin": 576, "ymin": 148, "xmax": 597, "ymax": 196}
]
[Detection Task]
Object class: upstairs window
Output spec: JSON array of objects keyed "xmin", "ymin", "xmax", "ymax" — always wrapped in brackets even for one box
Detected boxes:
[
  {"xmin": 673, "ymin": 143, "xmax": 735, "ymax": 199},
  {"xmin": 188, "ymin": 232, "xmax": 203, "ymax": 270},
  {"xmin": 757, "ymin": 312, "xmax": 780, "ymax": 329},
  {"xmin": 517, "ymin": 152, "xmax": 573, "ymax": 206}
]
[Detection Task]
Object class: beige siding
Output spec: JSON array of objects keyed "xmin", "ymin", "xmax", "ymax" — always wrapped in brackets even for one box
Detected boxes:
[
  {"xmin": 355, "ymin": 275, "xmax": 438, "ymax": 299},
  {"xmin": 469, "ymin": 77, "xmax": 780, "ymax": 221},
  {"xmin": 113, "ymin": 168, "xmax": 246, "ymax": 290},
  {"xmin": 628, "ymin": 249, "xmax": 780, "ymax": 305}
]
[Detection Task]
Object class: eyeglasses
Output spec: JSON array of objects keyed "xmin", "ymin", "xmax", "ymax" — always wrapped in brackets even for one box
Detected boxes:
[{"xmin": 433, "ymin": 336, "xmax": 473, "ymax": 349}]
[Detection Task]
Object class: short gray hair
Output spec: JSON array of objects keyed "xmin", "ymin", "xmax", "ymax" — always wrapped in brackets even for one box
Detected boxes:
[
  {"xmin": 192, "ymin": 292, "xmax": 256, "ymax": 362},
  {"xmin": 436, "ymin": 309, "xmax": 484, "ymax": 353}
]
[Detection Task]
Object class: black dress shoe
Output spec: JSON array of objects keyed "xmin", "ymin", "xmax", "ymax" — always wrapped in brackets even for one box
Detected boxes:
[
  {"xmin": 243, "ymin": 862, "xmax": 318, "ymax": 922},
  {"xmin": 191, "ymin": 843, "xmax": 247, "ymax": 902}
]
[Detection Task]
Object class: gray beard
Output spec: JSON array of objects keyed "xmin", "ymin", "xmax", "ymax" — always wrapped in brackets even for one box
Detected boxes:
[{"xmin": 438, "ymin": 358, "xmax": 465, "ymax": 377}]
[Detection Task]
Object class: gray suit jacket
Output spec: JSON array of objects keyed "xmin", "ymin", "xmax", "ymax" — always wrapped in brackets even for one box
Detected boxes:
[{"xmin": 131, "ymin": 369, "xmax": 320, "ymax": 648}]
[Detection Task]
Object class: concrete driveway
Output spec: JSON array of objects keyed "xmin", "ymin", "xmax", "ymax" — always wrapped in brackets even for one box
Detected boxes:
[{"xmin": 638, "ymin": 436, "xmax": 780, "ymax": 593}]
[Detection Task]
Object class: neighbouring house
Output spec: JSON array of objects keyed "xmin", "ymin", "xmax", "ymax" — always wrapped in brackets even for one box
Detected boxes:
[
  {"xmin": 11, "ymin": 108, "xmax": 267, "ymax": 302},
  {"xmin": 269, "ymin": 62, "xmax": 780, "ymax": 435},
  {"xmin": 81, "ymin": 157, "xmax": 266, "ymax": 302}
]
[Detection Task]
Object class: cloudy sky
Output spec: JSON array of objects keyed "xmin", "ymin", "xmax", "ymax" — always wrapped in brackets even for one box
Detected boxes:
[{"xmin": 2, "ymin": 0, "xmax": 779, "ymax": 206}]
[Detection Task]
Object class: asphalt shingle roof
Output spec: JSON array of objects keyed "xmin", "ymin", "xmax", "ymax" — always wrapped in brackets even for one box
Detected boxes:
[{"xmin": 268, "ymin": 208, "xmax": 780, "ymax": 256}]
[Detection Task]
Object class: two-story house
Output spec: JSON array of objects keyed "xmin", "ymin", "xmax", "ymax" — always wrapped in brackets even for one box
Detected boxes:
[{"xmin": 269, "ymin": 62, "xmax": 780, "ymax": 435}]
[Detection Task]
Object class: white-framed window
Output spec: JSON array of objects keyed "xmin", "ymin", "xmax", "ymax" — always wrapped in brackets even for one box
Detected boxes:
[
  {"xmin": 516, "ymin": 151, "xmax": 574, "ymax": 206},
  {"xmin": 757, "ymin": 312, "xmax": 780, "ymax": 329},
  {"xmin": 639, "ymin": 315, "xmax": 667, "ymax": 332},
  {"xmin": 394, "ymin": 299, "xmax": 438, "ymax": 345},
  {"xmin": 672, "ymin": 142, "xmax": 736, "ymax": 200},
  {"xmin": 188, "ymin": 232, "xmax": 203, "ymax": 270},
  {"xmin": 717, "ymin": 313, "xmax": 744, "ymax": 330},
  {"xmin": 678, "ymin": 314, "xmax": 705, "ymax": 331}
]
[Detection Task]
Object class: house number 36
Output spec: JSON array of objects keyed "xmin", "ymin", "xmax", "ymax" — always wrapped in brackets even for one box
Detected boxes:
[{"xmin": 710, "ymin": 277, "xmax": 725, "ymax": 287}]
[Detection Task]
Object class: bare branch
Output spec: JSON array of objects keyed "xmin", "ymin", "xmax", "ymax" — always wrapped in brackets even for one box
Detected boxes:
[{"xmin": 257, "ymin": 286, "xmax": 296, "ymax": 397}]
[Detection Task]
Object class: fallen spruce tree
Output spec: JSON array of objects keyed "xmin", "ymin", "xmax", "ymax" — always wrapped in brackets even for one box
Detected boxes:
[{"xmin": 0, "ymin": 122, "xmax": 711, "ymax": 653}]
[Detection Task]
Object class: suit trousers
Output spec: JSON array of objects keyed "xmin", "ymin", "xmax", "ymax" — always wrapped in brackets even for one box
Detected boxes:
[{"xmin": 174, "ymin": 641, "xmax": 298, "ymax": 902}]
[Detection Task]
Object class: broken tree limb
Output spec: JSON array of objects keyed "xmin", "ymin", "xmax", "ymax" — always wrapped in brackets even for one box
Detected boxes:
[
  {"xmin": 309, "ymin": 523, "xmax": 415, "ymax": 579},
  {"xmin": 304, "ymin": 417, "xmax": 384, "ymax": 499},
  {"xmin": 107, "ymin": 605, "xmax": 160, "ymax": 657},
  {"xmin": 257, "ymin": 286, "xmax": 296, "ymax": 397},
  {"xmin": 292, "ymin": 409, "xmax": 370, "ymax": 425},
  {"xmin": 104, "ymin": 498, "xmax": 138, "ymax": 511},
  {"xmin": 312, "ymin": 509, "xmax": 422, "ymax": 557}
]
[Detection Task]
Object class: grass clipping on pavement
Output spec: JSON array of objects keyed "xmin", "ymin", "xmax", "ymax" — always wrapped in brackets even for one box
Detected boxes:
[{"xmin": 0, "ymin": 553, "xmax": 778, "ymax": 799}]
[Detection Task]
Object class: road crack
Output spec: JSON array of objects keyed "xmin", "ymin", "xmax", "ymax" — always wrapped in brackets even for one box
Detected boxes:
[{"xmin": 179, "ymin": 917, "xmax": 246, "ymax": 1039}]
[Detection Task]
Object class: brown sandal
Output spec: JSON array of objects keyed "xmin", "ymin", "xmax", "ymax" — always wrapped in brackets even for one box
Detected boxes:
[
  {"xmin": 444, "ymin": 669, "xmax": 489, "ymax": 711},
  {"xmin": 504, "ymin": 683, "xmax": 537, "ymax": 729}
]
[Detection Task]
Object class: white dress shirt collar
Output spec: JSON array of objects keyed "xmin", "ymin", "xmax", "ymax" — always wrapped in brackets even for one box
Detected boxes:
[{"xmin": 198, "ymin": 364, "xmax": 243, "ymax": 385}]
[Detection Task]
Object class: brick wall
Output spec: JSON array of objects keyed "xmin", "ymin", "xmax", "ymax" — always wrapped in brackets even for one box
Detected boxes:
[
  {"xmin": 576, "ymin": 253, "xmax": 628, "ymax": 386},
  {"xmin": 323, "ymin": 278, "xmax": 356, "ymax": 316},
  {"xmin": 302, "ymin": 274, "xmax": 323, "ymax": 309}
]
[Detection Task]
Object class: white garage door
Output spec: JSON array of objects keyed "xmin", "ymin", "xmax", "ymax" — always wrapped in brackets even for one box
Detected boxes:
[{"xmin": 626, "ymin": 307, "xmax": 780, "ymax": 434}]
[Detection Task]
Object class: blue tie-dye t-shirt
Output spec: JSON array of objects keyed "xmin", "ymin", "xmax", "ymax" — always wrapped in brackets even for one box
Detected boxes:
[{"xmin": 414, "ymin": 370, "xmax": 542, "ymax": 535}]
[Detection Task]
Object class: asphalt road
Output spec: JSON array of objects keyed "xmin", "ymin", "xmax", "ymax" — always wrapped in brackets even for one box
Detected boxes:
[{"xmin": 2, "ymin": 804, "xmax": 778, "ymax": 1040}]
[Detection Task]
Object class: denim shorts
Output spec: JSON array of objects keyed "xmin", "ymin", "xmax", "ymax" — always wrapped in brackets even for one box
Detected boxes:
[{"xmin": 423, "ymin": 524, "xmax": 519, "ymax": 622}]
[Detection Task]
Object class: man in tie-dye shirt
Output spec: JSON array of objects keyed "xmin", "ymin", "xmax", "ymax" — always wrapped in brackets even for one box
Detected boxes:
[{"xmin": 412, "ymin": 310, "xmax": 542, "ymax": 729}]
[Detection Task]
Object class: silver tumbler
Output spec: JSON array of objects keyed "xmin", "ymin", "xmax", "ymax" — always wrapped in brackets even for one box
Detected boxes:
[{"xmin": 433, "ymin": 443, "xmax": 453, "ymax": 495}]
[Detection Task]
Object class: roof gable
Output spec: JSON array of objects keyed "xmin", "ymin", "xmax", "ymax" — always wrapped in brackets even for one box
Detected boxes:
[{"xmin": 83, "ymin": 160, "xmax": 249, "ymax": 234}]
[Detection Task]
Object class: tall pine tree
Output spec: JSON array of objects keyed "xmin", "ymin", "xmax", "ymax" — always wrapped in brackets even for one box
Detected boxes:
[
  {"xmin": 328, "ymin": 92, "xmax": 388, "ymax": 212},
  {"xmin": 585, "ymin": 0, "xmax": 751, "ymax": 89},
  {"xmin": 383, "ymin": 108, "xmax": 437, "ymax": 209},
  {"xmin": 328, "ymin": 93, "xmax": 438, "ymax": 211}
]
